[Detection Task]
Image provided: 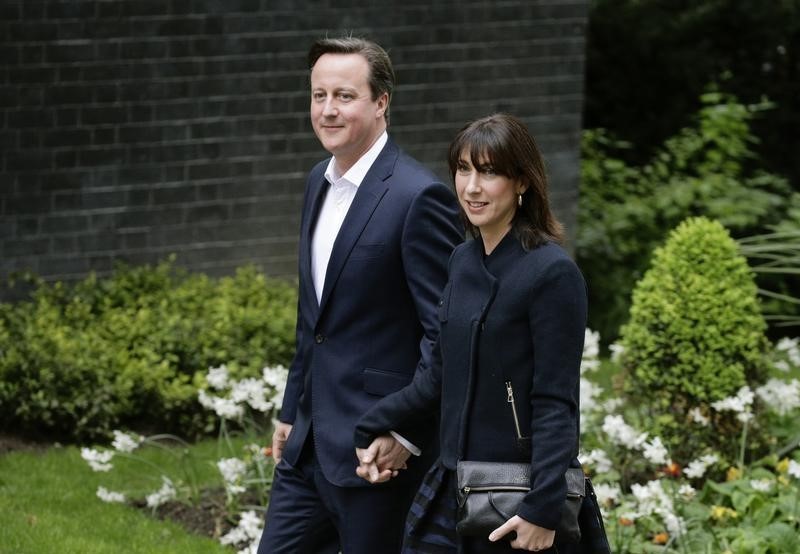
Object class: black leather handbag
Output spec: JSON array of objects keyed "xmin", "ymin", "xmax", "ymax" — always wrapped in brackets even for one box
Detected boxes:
[{"xmin": 455, "ymin": 460, "xmax": 585, "ymax": 542}]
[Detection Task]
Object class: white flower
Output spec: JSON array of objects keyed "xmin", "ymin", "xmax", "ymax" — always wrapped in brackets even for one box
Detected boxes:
[
  {"xmin": 218, "ymin": 457, "xmax": 248, "ymax": 495},
  {"xmin": 642, "ymin": 436, "xmax": 669, "ymax": 466},
  {"xmin": 662, "ymin": 511, "xmax": 687, "ymax": 539},
  {"xmin": 787, "ymin": 460, "xmax": 800, "ymax": 479},
  {"xmin": 231, "ymin": 378, "xmax": 272, "ymax": 413},
  {"xmin": 608, "ymin": 342, "xmax": 625, "ymax": 363},
  {"xmin": 593, "ymin": 482, "xmax": 622, "ymax": 506},
  {"xmin": 580, "ymin": 449, "xmax": 613, "ymax": 474},
  {"xmin": 96, "ymin": 486, "xmax": 126, "ymax": 503},
  {"xmin": 756, "ymin": 378, "xmax": 800, "ymax": 416},
  {"xmin": 80, "ymin": 447, "xmax": 114, "ymax": 472},
  {"xmin": 678, "ymin": 484, "xmax": 696, "ymax": 499},
  {"xmin": 199, "ymin": 389, "xmax": 244, "ymax": 420},
  {"xmin": 750, "ymin": 479, "xmax": 772, "ymax": 492},
  {"xmin": 776, "ymin": 337, "xmax": 800, "ymax": 367},
  {"xmin": 689, "ymin": 407, "xmax": 710, "ymax": 426},
  {"xmin": 263, "ymin": 365, "xmax": 288, "ymax": 408},
  {"xmin": 711, "ymin": 386, "xmax": 754, "ymax": 417},
  {"xmin": 111, "ymin": 430, "xmax": 143, "ymax": 453},
  {"xmin": 581, "ymin": 329, "xmax": 601, "ymax": 374},
  {"xmin": 580, "ymin": 379, "xmax": 603, "ymax": 415},
  {"xmin": 684, "ymin": 453, "xmax": 719, "ymax": 479},
  {"xmin": 207, "ymin": 365, "xmax": 230, "ymax": 390},
  {"xmin": 601, "ymin": 398, "xmax": 624, "ymax": 412},
  {"xmin": 146, "ymin": 476, "xmax": 176, "ymax": 508},
  {"xmin": 221, "ymin": 510, "xmax": 263, "ymax": 547},
  {"xmin": 601, "ymin": 414, "xmax": 647, "ymax": 450}
]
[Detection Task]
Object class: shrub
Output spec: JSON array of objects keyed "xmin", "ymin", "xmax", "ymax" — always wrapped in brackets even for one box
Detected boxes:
[
  {"xmin": 577, "ymin": 90, "xmax": 793, "ymax": 344},
  {"xmin": 0, "ymin": 260, "xmax": 297, "ymax": 442},
  {"xmin": 618, "ymin": 217, "xmax": 769, "ymax": 463}
]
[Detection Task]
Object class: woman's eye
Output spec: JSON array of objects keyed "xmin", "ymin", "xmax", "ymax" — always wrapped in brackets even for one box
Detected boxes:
[{"xmin": 482, "ymin": 167, "xmax": 496, "ymax": 176}]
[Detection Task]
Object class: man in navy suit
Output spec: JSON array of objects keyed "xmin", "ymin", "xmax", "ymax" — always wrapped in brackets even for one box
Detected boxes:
[{"xmin": 257, "ymin": 37, "xmax": 463, "ymax": 554}]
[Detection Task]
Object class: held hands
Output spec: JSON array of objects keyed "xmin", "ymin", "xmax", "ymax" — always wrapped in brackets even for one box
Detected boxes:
[
  {"xmin": 355, "ymin": 434, "xmax": 411, "ymax": 483},
  {"xmin": 489, "ymin": 516, "xmax": 555, "ymax": 552},
  {"xmin": 271, "ymin": 421, "xmax": 293, "ymax": 463}
]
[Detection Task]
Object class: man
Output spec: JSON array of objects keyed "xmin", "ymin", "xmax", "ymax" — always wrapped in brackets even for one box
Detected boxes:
[{"xmin": 257, "ymin": 36, "xmax": 463, "ymax": 554}]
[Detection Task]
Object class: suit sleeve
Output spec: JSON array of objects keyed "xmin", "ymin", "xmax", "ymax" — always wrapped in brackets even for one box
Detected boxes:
[
  {"xmin": 278, "ymin": 295, "xmax": 303, "ymax": 424},
  {"xmin": 517, "ymin": 257, "xmax": 587, "ymax": 529},
  {"xmin": 395, "ymin": 181, "xmax": 463, "ymax": 445}
]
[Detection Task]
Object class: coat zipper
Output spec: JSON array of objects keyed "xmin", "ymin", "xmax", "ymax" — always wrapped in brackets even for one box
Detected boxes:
[
  {"xmin": 505, "ymin": 381, "xmax": 523, "ymax": 440},
  {"xmin": 462, "ymin": 484, "xmax": 530, "ymax": 494}
]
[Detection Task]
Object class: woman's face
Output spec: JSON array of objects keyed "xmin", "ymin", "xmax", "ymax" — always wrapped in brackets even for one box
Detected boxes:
[{"xmin": 454, "ymin": 149, "xmax": 523, "ymax": 239}]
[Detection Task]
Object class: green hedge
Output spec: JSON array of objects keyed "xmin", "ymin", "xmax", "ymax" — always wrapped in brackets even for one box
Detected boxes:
[
  {"xmin": 619, "ymin": 217, "xmax": 769, "ymax": 463},
  {"xmin": 0, "ymin": 260, "xmax": 297, "ymax": 442}
]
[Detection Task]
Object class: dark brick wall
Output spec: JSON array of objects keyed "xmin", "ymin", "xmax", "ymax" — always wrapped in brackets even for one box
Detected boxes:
[{"xmin": 1, "ymin": 0, "xmax": 589, "ymax": 292}]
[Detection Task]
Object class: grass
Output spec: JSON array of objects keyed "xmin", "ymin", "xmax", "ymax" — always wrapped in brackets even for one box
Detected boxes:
[{"xmin": 0, "ymin": 437, "xmax": 246, "ymax": 554}]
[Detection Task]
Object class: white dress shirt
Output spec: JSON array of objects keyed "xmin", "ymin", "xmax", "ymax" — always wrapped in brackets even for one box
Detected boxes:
[{"xmin": 311, "ymin": 131, "xmax": 388, "ymax": 304}]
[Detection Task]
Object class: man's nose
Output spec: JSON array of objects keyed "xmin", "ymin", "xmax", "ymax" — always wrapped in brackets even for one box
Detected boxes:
[{"xmin": 322, "ymin": 98, "xmax": 338, "ymax": 117}]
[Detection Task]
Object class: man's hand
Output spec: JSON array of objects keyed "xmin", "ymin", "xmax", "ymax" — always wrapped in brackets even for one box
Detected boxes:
[
  {"xmin": 271, "ymin": 421, "xmax": 293, "ymax": 463},
  {"xmin": 355, "ymin": 434, "xmax": 411, "ymax": 483},
  {"xmin": 489, "ymin": 515, "xmax": 555, "ymax": 551}
]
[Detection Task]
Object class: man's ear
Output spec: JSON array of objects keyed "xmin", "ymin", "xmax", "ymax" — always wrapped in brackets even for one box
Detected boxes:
[{"xmin": 376, "ymin": 92, "xmax": 389, "ymax": 119}]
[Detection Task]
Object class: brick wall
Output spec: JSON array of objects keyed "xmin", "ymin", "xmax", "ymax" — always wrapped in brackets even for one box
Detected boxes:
[{"xmin": 0, "ymin": 0, "xmax": 589, "ymax": 293}]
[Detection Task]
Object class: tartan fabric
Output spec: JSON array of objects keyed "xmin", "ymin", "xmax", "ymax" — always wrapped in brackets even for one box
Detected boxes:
[{"xmin": 402, "ymin": 462, "xmax": 459, "ymax": 554}]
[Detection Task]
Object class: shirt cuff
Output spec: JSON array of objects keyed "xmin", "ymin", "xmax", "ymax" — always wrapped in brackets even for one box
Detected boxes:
[{"xmin": 390, "ymin": 430, "xmax": 421, "ymax": 456}]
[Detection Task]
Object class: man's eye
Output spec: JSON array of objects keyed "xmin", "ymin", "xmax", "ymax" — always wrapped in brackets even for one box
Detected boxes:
[
  {"xmin": 312, "ymin": 92, "xmax": 325, "ymax": 101},
  {"xmin": 338, "ymin": 93, "xmax": 354, "ymax": 101}
]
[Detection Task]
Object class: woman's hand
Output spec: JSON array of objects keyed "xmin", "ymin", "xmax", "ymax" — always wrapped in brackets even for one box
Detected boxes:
[
  {"xmin": 489, "ymin": 515, "xmax": 555, "ymax": 551},
  {"xmin": 355, "ymin": 434, "xmax": 410, "ymax": 483}
]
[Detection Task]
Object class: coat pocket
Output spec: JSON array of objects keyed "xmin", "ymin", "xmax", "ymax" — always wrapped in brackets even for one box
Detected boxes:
[{"xmin": 362, "ymin": 367, "xmax": 412, "ymax": 396}]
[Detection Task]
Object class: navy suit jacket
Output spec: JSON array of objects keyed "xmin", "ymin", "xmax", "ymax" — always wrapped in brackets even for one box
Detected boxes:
[{"xmin": 279, "ymin": 137, "xmax": 463, "ymax": 487}]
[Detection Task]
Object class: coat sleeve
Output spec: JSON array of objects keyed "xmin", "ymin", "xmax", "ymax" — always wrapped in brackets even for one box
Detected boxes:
[
  {"xmin": 517, "ymin": 256, "xmax": 587, "ymax": 530},
  {"xmin": 392, "ymin": 181, "xmax": 462, "ymax": 446}
]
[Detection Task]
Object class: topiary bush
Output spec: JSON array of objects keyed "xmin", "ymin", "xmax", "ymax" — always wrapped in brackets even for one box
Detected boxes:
[
  {"xmin": 619, "ymin": 217, "xmax": 769, "ymax": 463},
  {"xmin": 0, "ymin": 260, "xmax": 297, "ymax": 442}
]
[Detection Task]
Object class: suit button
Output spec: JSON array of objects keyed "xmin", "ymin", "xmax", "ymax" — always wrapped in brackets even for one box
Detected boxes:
[
  {"xmin": 438, "ymin": 299, "xmax": 444, "ymax": 306},
  {"xmin": 315, "ymin": 334, "xmax": 325, "ymax": 344}
]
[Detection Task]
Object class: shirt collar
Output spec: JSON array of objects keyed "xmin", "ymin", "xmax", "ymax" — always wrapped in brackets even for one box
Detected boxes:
[{"xmin": 323, "ymin": 131, "xmax": 388, "ymax": 188}]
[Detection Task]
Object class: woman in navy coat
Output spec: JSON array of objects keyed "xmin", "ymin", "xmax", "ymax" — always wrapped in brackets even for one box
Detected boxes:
[{"xmin": 354, "ymin": 114, "xmax": 589, "ymax": 553}]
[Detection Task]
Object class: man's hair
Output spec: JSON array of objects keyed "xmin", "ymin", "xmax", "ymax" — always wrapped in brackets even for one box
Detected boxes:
[{"xmin": 308, "ymin": 36, "xmax": 395, "ymax": 124}]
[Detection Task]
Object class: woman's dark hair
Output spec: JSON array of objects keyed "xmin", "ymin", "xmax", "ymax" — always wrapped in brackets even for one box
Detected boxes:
[
  {"xmin": 447, "ymin": 113, "xmax": 564, "ymax": 248},
  {"xmin": 308, "ymin": 36, "xmax": 395, "ymax": 124}
]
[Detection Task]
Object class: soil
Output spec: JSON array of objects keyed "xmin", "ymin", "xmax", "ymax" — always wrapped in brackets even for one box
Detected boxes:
[
  {"xmin": 130, "ymin": 487, "xmax": 251, "ymax": 541},
  {"xmin": 0, "ymin": 433, "xmax": 51, "ymax": 455}
]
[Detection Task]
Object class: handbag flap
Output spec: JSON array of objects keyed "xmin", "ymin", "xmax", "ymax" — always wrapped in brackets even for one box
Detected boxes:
[
  {"xmin": 456, "ymin": 461, "xmax": 531, "ymax": 489},
  {"xmin": 565, "ymin": 467, "xmax": 585, "ymax": 497}
]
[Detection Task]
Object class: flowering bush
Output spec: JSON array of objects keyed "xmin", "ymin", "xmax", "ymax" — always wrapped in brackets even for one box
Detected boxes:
[
  {"xmin": 581, "ymin": 329, "xmax": 800, "ymax": 553},
  {"xmin": 80, "ymin": 364, "xmax": 288, "ymax": 554}
]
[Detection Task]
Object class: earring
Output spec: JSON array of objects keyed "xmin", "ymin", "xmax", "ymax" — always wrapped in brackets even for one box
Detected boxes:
[{"xmin": 517, "ymin": 193, "xmax": 523, "ymax": 207}]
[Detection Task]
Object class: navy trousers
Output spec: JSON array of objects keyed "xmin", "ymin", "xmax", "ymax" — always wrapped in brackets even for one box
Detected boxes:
[{"xmin": 258, "ymin": 436, "xmax": 420, "ymax": 554}]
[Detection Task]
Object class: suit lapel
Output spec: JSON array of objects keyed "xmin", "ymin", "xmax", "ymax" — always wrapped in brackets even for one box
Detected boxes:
[
  {"xmin": 317, "ymin": 140, "xmax": 398, "ymax": 314},
  {"xmin": 300, "ymin": 174, "xmax": 329, "ymax": 320}
]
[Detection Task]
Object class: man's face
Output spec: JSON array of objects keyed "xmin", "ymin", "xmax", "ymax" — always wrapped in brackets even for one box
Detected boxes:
[{"xmin": 310, "ymin": 53, "xmax": 388, "ymax": 173}]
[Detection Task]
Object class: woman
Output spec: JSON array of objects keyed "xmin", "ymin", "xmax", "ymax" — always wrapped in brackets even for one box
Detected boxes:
[{"xmin": 354, "ymin": 114, "xmax": 589, "ymax": 553}]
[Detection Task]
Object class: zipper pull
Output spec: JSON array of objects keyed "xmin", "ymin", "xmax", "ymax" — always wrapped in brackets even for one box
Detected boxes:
[{"xmin": 506, "ymin": 381, "xmax": 513, "ymax": 403}]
